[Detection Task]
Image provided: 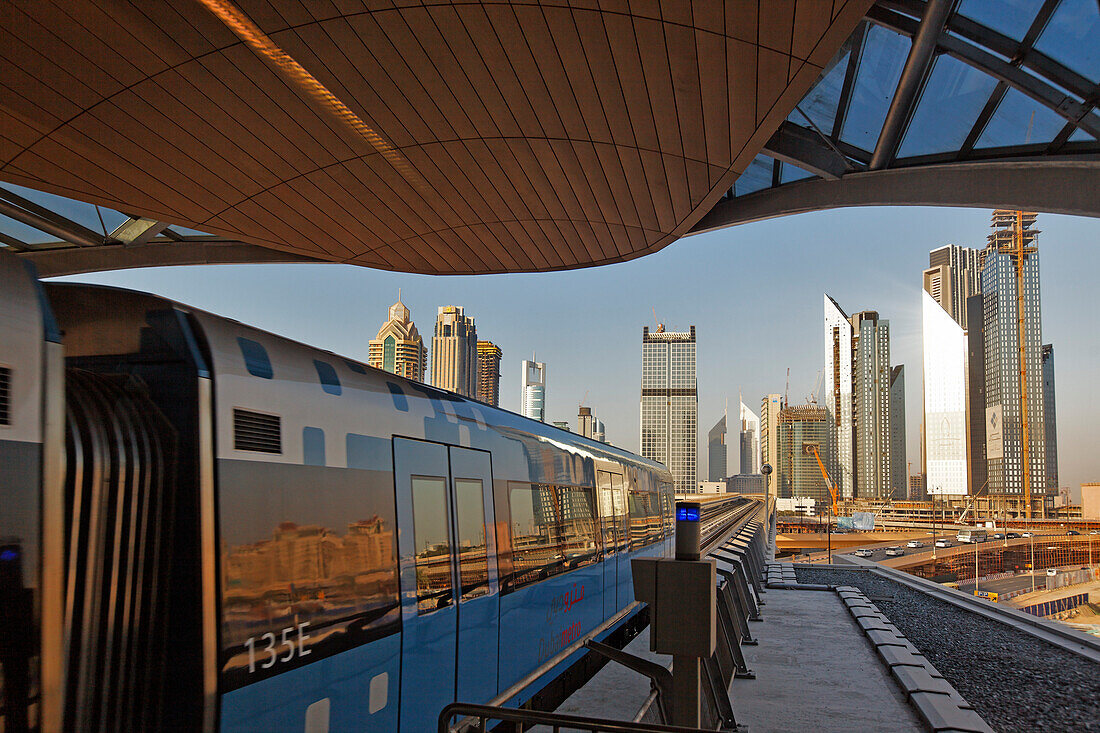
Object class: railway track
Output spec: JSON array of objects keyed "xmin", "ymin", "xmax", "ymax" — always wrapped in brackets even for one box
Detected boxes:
[{"xmin": 697, "ymin": 496, "xmax": 763, "ymax": 556}]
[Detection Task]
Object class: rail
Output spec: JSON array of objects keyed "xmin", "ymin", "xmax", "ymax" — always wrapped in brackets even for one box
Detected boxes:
[{"xmin": 438, "ymin": 703, "xmax": 712, "ymax": 732}]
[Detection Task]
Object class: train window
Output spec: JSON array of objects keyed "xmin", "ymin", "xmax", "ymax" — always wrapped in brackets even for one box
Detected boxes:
[
  {"xmin": 237, "ymin": 337, "xmax": 273, "ymax": 378},
  {"xmin": 302, "ymin": 427, "xmax": 325, "ymax": 466},
  {"xmin": 508, "ymin": 484, "xmax": 563, "ymax": 590},
  {"xmin": 411, "ymin": 476, "xmax": 452, "ymax": 613},
  {"xmin": 597, "ymin": 472, "xmax": 615, "ymax": 555},
  {"xmin": 507, "ymin": 483, "xmax": 598, "ymax": 591},
  {"xmin": 454, "ymin": 479, "xmax": 489, "ymax": 600},
  {"xmin": 313, "ymin": 360, "xmax": 342, "ymax": 395},
  {"xmin": 386, "ymin": 382, "xmax": 409, "ymax": 412},
  {"xmin": 344, "ymin": 359, "xmax": 368, "ymax": 374},
  {"xmin": 628, "ymin": 490, "xmax": 661, "ymax": 550},
  {"xmin": 559, "ymin": 486, "xmax": 598, "ymax": 569},
  {"xmin": 217, "ymin": 462, "xmax": 400, "ymax": 692},
  {"xmin": 611, "ymin": 474, "xmax": 627, "ymax": 551}
]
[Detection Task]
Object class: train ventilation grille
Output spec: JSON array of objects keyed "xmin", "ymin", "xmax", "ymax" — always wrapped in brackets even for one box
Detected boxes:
[
  {"xmin": 0, "ymin": 366, "xmax": 10, "ymax": 425},
  {"xmin": 233, "ymin": 408, "xmax": 282, "ymax": 453}
]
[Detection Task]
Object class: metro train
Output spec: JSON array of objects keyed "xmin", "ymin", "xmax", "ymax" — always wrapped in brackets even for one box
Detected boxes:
[{"xmin": 0, "ymin": 252, "xmax": 675, "ymax": 732}]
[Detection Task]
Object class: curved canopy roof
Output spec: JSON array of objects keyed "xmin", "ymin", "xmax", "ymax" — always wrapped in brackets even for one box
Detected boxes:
[
  {"xmin": 0, "ymin": 0, "xmax": 870, "ymax": 275},
  {"xmin": 1, "ymin": 0, "xmax": 1097, "ymax": 277}
]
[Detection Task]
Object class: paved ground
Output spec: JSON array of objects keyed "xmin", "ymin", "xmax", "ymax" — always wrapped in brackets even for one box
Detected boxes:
[
  {"xmin": 729, "ymin": 588, "xmax": 923, "ymax": 733},
  {"xmin": 554, "ymin": 588, "xmax": 922, "ymax": 732},
  {"xmin": 959, "ymin": 571, "xmax": 1048, "ymax": 595}
]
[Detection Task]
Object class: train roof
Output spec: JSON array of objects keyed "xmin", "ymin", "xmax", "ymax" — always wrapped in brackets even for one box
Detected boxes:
[{"xmin": 44, "ymin": 281, "xmax": 672, "ymax": 481}]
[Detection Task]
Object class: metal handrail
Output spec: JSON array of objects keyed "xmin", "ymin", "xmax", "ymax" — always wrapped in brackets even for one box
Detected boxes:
[{"xmin": 438, "ymin": 702, "xmax": 714, "ymax": 733}]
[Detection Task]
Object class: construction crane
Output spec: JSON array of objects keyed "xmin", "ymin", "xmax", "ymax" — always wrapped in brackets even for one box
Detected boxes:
[
  {"xmin": 803, "ymin": 441, "xmax": 838, "ymax": 516},
  {"xmin": 651, "ymin": 307, "xmax": 664, "ymax": 333}
]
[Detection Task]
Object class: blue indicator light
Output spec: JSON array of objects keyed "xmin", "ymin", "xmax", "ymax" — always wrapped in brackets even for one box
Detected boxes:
[
  {"xmin": 0, "ymin": 548, "xmax": 19, "ymax": 562},
  {"xmin": 676, "ymin": 506, "xmax": 700, "ymax": 522}
]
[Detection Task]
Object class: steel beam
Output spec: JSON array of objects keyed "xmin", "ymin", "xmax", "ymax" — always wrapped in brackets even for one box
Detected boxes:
[
  {"xmin": 110, "ymin": 217, "xmax": 170, "ymax": 245},
  {"xmin": 19, "ymin": 239, "xmax": 322, "ymax": 276},
  {"xmin": 0, "ymin": 196, "xmax": 104, "ymax": 248},
  {"xmin": 0, "ymin": 231, "xmax": 29, "ymax": 251},
  {"xmin": 761, "ymin": 121, "xmax": 851, "ymax": 180},
  {"xmin": 688, "ymin": 159, "xmax": 1100, "ymax": 235},
  {"xmin": 869, "ymin": 0, "xmax": 956, "ymax": 170}
]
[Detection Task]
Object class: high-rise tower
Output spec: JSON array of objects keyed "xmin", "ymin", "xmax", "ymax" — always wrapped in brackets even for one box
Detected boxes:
[
  {"xmin": 889, "ymin": 365, "xmax": 906, "ymax": 500},
  {"xmin": 432, "ymin": 306, "xmax": 478, "ymax": 396},
  {"xmin": 922, "ymin": 290, "xmax": 968, "ymax": 496},
  {"xmin": 708, "ymin": 414, "xmax": 727, "ymax": 482},
  {"xmin": 760, "ymin": 394, "xmax": 782, "ymax": 497},
  {"xmin": 640, "ymin": 325, "xmax": 697, "ymax": 494},
  {"xmin": 851, "ymin": 310, "xmax": 892, "ymax": 499},
  {"xmin": 521, "ymin": 359, "xmax": 546, "ymax": 421},
  {"xmin": 739, "ymin": 400, "xmax": 760, "ymax": 475},
  {"xmin": 923, "ymin": 244, "xmax": 982, "ymax": 327},
  {"xmin": 982, "ymin": 211, "xmax": 1045, "ymax": 512},
  {"xmin": 476, "ymin": 340, "xmax": 502, "ymax": 406},
  {"xmin": 368, "ymin": 296, "xmax": 426, "ymax": 381},
  {"xmin": 823, "ymin": 295, "xmax": 854, "ymax": 498},
  {"xmin": 1042, "ymin": 344, "xmax": 1058, "ymax": 491}
]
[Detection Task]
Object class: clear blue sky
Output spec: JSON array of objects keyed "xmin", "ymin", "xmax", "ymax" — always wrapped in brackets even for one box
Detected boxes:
[{"xmin": 58, "ymin": 205, "xmax": 1100, "ymax": 499}]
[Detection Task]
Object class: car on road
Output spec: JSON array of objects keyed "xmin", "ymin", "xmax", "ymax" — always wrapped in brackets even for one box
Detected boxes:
[
  {"xmin": 885, "ymin": 548, "xmax": 905, "ymax": 557},
  {"xmin": 1047, "ymin": 568, "xmax": 1059, "ymax": 576},
  {"xmin": 1006, "ymin": 532, "xmax": 1020, "ymax": 539},
  {"xmin": 1021, "ymin": 532, "xmax": 1034, "ymax": 538},
  {"xmin": 992, "ymin": 533, "xmax": 1004, "ymax": 540},
  {"xmin": 906, "ymin": 541, "xmax": 925, "ymax": 548},
  {"xmin": 1091, "ymin": 530, "xmax": 1100, "ymax": 535},
  {"xmin": 934, "ymin": 539, "xmax": 952, "ymax": 548},
  {"xmin": 1066, "ymin": 530, "xmax": 1080, "ymax": 535},
  {"xmin": 853, "ymin": 549, "xmax": 874, "ymax": 558}
]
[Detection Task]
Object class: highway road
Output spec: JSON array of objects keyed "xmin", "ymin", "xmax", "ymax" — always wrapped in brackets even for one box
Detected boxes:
[{"xmin": 958, "ymin": 572, "xmax": 1049, "ymax": 596}]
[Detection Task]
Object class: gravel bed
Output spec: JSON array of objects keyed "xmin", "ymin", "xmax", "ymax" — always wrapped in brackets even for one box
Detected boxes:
[{"xmin": 795, "ymin": 566, "xmax": 1100, "ymax": 732}]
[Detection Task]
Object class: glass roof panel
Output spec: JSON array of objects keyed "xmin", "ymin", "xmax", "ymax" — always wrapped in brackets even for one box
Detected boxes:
[
  {"xmin": 897, "ymin": 54, "xmax": 998, "ymax": 158},
  {"xmin": 791, "ymin": 46, "xmax": 851, "ymax": 133},
  {"xmin": 1, "ymin": 183, "xmax": 127, "ymax": 238},
  {"xmin": 779, "ymin": 162, "xmax": 815, "ymax": 184},
  {"xmin": 957, "ymin": 0, "xmax": 1046, "ymax": 41},
  {"xmin": 840, "ymin": 24, "xmax": 911, "ymax": 152},
  {"xmin": 733, "ymin": 155, "xmax": 774, "ymax": 197},
  {"xmin": 974, "ymin": 87, "xmax": 1068, "ymax": 148},
  {"xmin": 1034, "ymin": 0, "xmax": 1100, "ymax": 84},
  {"xmin": 1068, "ymin": 126, "xmax": 1096, "ymax": 141}
]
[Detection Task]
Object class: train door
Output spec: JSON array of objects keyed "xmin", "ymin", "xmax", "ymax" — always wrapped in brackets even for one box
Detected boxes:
[
  {"xmin": 597, "ymin": 470, "xmax": 626, "ymax": 617},
  {"xmin": 447, "ymin": 447, "xmax": 498, "ymax": 705},
  {"xmin": 612, "ymin": 473, "xmax": 631, "ymax": 607},
  {"xmin": 394, "ymin": 438, "xmax": 498, "ymax": 732}
]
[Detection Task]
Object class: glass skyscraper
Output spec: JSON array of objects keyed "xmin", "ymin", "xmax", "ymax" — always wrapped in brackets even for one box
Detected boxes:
[
  {"xmin": 922, "ymin": 290, "xmax": 968, "ymax": 496},
  {"xmin": 640, "ymin": 326, "xmax": 697, "ymax": 495},
  {"xmin": 982, "ymin": 212, "xmax": 1045, "ymax": 505},
  {"xmin": 823, "ymin": 295, "xmax": 854, "ymax": 498},
  {"xmin": 521, "ymin": 359, "xmax": 546, "ymax": 421},
  {"xmin": 707, "ymin": 414, "xmax": 726, "ymax": 482}
]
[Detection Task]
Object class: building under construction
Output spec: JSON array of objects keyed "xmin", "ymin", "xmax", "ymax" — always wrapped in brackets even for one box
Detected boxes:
[{"xmin": 777, "ymin": 404, "xmax": 831, "ymax": 505}]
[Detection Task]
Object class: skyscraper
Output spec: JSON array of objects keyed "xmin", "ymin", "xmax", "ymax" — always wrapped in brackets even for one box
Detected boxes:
[
  {"xmin": 965, "ymin": 293, "xmax": 988, "ymax": 497},
  {"xmin": 922, "ymin": 290, "xmax": 968, "ymax": 496},
  {"xmin": 739, "ymin": 400, "xmax": 760, "ymax": 474},
  {"xmin": 1042, "ymin": 344, "xmax": 1058, "ymax": 491},
  {"xmin": 982, "ymin": 211, "xmax": 1045, "ymax": 512},
  {"xmin": 923, "ymin": 244, "xmax": 982, "ymax": 327},
  {"xmin": 521, "ymin": 359, "xmax": 546, "ymax": 421},
  {"xmin": 777, "ymin": 405, "xmax": 830, "ymax": 503},
  {"xmin": 707, "ymin": 414, "xmax": 727, "ymax": 482},
  {"xmin": 579, "ymin": 406, "xmax": 595, "ymax": 438},
  {"xmin": 476, "ymin": 340, "xmax": 502, "ymax": 406},
  {"xmin": 823, "ymin": 295, "xmax": 854, "ymax": 498},
  {"xmin": 368, "ymin": 296, "xmax": 426, "ymax": 381},
  {"xmin": 760, "ymin": 394, "xmax": 782, "ymax": 497},
  {"xmin": 889, "ymin": 365, "xmax": 906, "ymax": 500},
  {"xmin": 851, "ymin": 310, "xmax": 892, "ymax": 499},
  {"xmin": 640, "ymin": 325, "xmax": 697, "ymax": 495},
  {"xmin": 432, "ymin": 306, "xmax": 478, "ymax": 396}
]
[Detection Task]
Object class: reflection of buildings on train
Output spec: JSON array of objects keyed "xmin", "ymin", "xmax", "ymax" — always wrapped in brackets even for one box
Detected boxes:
[{"xmin": 223, "ymin": 516, "xmax": 395, "ymax": 599}]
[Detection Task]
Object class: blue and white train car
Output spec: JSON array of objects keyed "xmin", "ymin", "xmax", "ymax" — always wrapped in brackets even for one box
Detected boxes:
[{"xmin": 0, "ymin": 251, "xmax": 675, "ymax": 733}]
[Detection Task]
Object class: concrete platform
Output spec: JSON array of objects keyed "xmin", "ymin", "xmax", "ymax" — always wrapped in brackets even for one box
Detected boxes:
[
  {"xmin": 554, "ymin": 587, "xmax": 923, "ymax": 731},
  {"xmin": 730, "ymin": 588, "xmax": 923, "ymax": 732}
]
